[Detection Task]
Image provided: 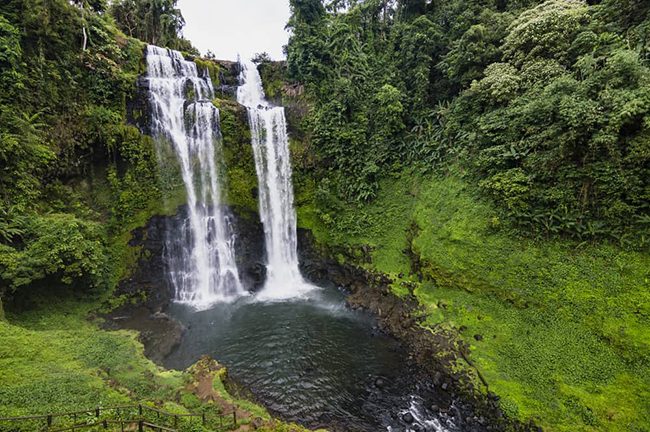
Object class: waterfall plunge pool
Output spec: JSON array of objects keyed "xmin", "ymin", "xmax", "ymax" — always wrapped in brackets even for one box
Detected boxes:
[{"xmin": 163, "ymin": 283, "xmax": 462, "ymax": 432}]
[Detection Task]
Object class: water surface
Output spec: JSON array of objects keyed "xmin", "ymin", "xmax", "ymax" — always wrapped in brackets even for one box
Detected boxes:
[{"xmin": 164, "ymin": 285, "xmax": 457, "ymax": 431}]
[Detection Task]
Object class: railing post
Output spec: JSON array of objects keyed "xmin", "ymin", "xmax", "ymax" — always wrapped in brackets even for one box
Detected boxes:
[
  {"xmin": 103, "ymin": 419, "xmax": 108, "ymax": 429},
  {"xmin": 139, "ymin": 405, "xmax": 143, "ymax": 416},
  {"xmin": 96, "ymin": 408, "xmax": 100, "ymax": 418},
  {"xmin": 174, "ymin": 416, "xmax": 178, "ymax": 428},
  {"xmin": 47, "ymin": 415, "xmax": 52, "ymax": 427},
  {"xmin": 233, "ymin": 410, "xmax": 237, "ymax": 426},
  {"xmin": 138, "ymin": 420, "xmax": 144, "ymax": 432},
  {"xmin": 202, "ymin": 413, "xmax": 206, "ymax": 426}
]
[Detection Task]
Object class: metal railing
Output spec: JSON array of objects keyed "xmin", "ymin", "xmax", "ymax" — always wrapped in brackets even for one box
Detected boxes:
[{"xmin": 0, "ymin": 403, "xmax": 238, "ymax": 431}]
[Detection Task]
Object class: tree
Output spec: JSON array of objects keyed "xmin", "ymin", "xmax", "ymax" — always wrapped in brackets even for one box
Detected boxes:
[
  {"xmin": 110, "ymin": 0, "xmax": 186, "ymax": 48},
  {"xmin": 252, "ymin": 52, "xmax": 272, "ymax": 64},
  {"xmin": 503, "ymin": 0, "xmax": 589, "ymax": 67}
]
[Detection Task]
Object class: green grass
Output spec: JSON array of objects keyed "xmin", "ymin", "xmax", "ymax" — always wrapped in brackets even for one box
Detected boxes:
[
  {"xmin": 411, "ymin": 176, "xmax": 650, "ymax": 365},
  {"xmin": 0, "ymin": 293, "xmax": 182, "ymax": 422},
  {"xmin": 0, "ymin": 290, "xmax": 309, "ymax": 432},
  {"xmin": 418, "ymin": 283, "xmax": 650, "ymax": 431},
  {"xmin": 297, "ymin": 169, "xmax": 650, "ymax": 431}
]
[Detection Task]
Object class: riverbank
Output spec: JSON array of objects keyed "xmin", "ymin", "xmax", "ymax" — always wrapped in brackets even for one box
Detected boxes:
[{"xmin": 295, "ymin": 170, "xmax": 650, "ymax": 431}]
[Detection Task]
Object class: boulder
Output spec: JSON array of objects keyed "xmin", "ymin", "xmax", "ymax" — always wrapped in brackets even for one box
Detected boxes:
[{"xmin": 403, "ymin": 412, "xmax": 415, "ymax": 424}]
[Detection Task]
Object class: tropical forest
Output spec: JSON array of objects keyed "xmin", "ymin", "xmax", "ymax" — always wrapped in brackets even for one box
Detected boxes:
[{"xmin": 0, "ymin": 0, "xmax": 648, "ymax": 431}]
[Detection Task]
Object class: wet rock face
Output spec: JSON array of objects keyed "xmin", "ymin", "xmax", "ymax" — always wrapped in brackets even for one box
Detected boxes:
[
  {"xmin": 104, "ymin": 205, "xmax": 266, "ymax": 363},
  {"xmin": 101, "ymin": 213, "xmax": 180, "ymax": 363},
  {"xmin": 214, "ymin": 60, "xmax": 242, "ymax": 100},
  {"xmin": 122, "ymin": 205, "xmax": 266, "ymax": 303},
  {"xmin": 127, "ymin": 76, "xmax": 152, "ymax": 135},
  {"xmin": 229, "ymin": 208, "xmax": 266, "ymax": 291},
  {"xmin": 246, "ymin": 262, "xmax": 267, "ymax": 291},
  {"xmin": 121, "ymin": 213, "xmax": 173, "ymax": 311}
]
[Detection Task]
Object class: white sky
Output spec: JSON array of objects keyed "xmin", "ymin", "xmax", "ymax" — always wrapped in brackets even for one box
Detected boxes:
[{"xmin": 177, "ymin": 0, "xmax": 292, "ymax": 61}]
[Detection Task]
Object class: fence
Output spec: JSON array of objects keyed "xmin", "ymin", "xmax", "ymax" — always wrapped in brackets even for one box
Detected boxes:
[{"xmin": 0, "ymin": 404, "xmax": 238, "ymax": 432}]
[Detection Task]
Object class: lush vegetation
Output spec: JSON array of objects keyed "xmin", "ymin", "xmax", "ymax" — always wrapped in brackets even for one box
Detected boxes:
[
  {"xmin": 0, "ymin": 0, "xmax": 218, "ymax": 304},
  {"xmin": 296, "ymin": 170, "xmax": 649, "ymax": 431},
  {"xmin": 110, "ymin": 0, "xmax": 196, "ymax": 52},
  {"xmin": 285, "ymin": 0, "xmax": 650, "ymax": 245},
  {"xmin": 0, "ymin": 0, "xmax": 160, "ymax": 304},
  {"xmin": 283, "ymin": 0, "xmax": 650, "ymax": 430},
  {"xmin": 0, "ymin": 289, "xmax": 316, "ymax": 432},
  {"xmin": 1, "ymin": 0, "xmax": 648, "ymax": 430}
]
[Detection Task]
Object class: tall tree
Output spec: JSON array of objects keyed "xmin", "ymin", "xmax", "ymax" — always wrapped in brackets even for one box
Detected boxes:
[{"xmin": 110, "ymin": 0, "xmax": 185, "ymax": 48}]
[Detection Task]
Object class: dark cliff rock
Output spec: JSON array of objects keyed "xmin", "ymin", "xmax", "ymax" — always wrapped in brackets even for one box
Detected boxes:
[
  {"xmin": 231, "ymin": 207, "xmax": 266, "ymax": 291},
  {"xmin": 127, "ymin": 76, "xmax": 152, "ymax": 135},
  {"xmin": 213, "ymin": 59, "xmax": 241, "ymax": 100},
  {"xmin": 103, "ymin": 205, "xmax": 265, "ymax": 364}
]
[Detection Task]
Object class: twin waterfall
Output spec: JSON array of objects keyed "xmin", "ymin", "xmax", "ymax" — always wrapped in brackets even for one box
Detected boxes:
[
  {"xmin": 145, "ymin": 46, "xmax": 312, "ymax": 308},
  {"xmin": 237, "ymin": 60, "xmax": 313, "ymax": 300}
]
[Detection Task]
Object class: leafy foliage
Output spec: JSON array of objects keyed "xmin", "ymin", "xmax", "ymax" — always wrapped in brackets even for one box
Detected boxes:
[
  {"xmin": 297, "ymin": 171, "xmax": 650, "ymax": 431},
  {"xmin": 287, "ymin": 0, "xmax": 650, "ymax": 245},
  {"xmin": 0, "ymin": 215, "xmax": 108, "ymax": 292},
  {"xmin": 0, "ymin": 0, "xmax": 166, "ymax": 300},
  {"xmin": 109, "ymin": 0, "xmax": 191, "ymax": 50}
]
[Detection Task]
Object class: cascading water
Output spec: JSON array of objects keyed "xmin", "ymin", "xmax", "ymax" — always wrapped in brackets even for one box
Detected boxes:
[
  {"xmin": 237, "ymin": 59, "xmax": 315, "ymax": 300},
  {"xmin": 145, "ymin": 45, "xmax": 245, "ymax": 308}
]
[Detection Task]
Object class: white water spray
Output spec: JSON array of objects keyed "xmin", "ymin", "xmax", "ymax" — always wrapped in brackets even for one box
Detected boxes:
[
  {"xmin": 146, "ymin": 45, "xmax": 246, "ymax": 308},
  {"xmin": 237, "ymin": 59, "xmax": 315, "ymax": 300}
]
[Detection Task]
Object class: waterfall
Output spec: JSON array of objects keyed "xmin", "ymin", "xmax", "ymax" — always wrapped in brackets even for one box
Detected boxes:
[
  {"xmin": 145, "ymin": 45, "xmax": 245, "ymax": 308},
  {"xmin": 237, "ymin": 59, "xmax": 315, "ymax": 300}
]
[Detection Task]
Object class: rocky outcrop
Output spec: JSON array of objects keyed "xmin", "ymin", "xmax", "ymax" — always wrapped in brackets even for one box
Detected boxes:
[{"xmin": 213, "ymin": 60, "xmax": 241, "ymax": 100}]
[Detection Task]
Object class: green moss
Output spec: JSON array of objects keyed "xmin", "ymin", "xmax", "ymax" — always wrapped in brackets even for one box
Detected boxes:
[
  {"xmin": 411, "ymin": 176, "xmax": 650, "ymax": 364},
  {"xmin": 258, "ymin": 62, "xmax": 286, "ymax": 101},
  {"xmin": 217, "ymin": 99, "xmax": 259, "ymax": 215},
  {"xmin": 194, "ymin": 58, "xmax": 223, "ymax": 88}
]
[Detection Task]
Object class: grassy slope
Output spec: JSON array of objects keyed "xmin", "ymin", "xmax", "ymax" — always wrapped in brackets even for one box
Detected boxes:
[
  {"xmin": 0, "ymin": 292, "xmax": 181, "ymax": 425},
  {"xmin": 297, "ymin": 171, "xmax": 650, "ymax": 431},
  {"xmin": 0, "ymin": 289, "xmax": 315, "ymax": 431}
]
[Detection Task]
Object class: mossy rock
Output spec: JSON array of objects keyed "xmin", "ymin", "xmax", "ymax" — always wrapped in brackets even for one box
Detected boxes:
[{"xmin": 217, "ymin": 99, "xmax": 258, "ymax": 216}]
